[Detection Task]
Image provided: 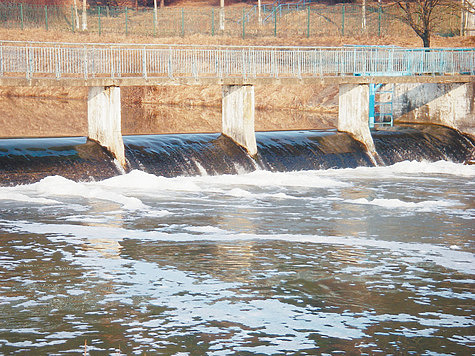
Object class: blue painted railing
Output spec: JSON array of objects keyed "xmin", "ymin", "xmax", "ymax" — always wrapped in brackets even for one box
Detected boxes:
[{"xmin": 0, "ymin": 42, "xmax": 473, "ymax": 81}]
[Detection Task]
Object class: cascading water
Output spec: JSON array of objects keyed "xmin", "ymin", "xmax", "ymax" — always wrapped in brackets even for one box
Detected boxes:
[
  {"xmin": 372, "ymin": 125, "xmax": 475, "ymax": 165},
  {"xmin": 0, "ymin": 124, "xmax": 473, "ymax": 186}
]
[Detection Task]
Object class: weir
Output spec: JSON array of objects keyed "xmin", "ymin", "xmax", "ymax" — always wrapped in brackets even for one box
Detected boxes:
[
  {"xmin": 0, "ymin": 42, "xmax": 474, "ymax": 167},
  {"xmin": 1, "ymin": 126, "xmax": 473, "ymax": 186}
]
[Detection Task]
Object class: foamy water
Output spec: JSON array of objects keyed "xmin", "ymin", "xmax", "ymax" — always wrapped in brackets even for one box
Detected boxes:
[{"xmin": 0, "ymin": 160, "xmax": 474, "ymax": 354}]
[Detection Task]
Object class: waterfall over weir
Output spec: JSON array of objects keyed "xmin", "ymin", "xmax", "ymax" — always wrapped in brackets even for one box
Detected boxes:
[{"xmin": 0, "ymin": 125, "xmax": 473, "ymax": 186}]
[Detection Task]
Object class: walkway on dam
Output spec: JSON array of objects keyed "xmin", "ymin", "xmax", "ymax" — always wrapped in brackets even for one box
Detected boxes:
[{"xmin": 0, "ymin": 41, "xmax": 474, "ymax": 86}]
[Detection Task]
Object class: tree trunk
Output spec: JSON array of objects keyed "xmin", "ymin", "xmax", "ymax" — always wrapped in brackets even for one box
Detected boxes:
[
  {"xmin": 82, "ymin": 0, "xmax": 87, "ymax": 31},
  {"xmin": 422, "ymin": 33, "xmax": 430, "ymax": 47},
  {"xmin": 73, "ymin": 0, "xmax": 80, "ymax": 30},
  {"xmin": 258, "ymin": 0, "xmax": 262, "ymax": 25},
  {"xmin": 154, "ymin": 0, "xmax": 158, "ymax": 24},
  {"xmin": 220, "ymin": 0, "xmax": 225, "ymax": 31}
]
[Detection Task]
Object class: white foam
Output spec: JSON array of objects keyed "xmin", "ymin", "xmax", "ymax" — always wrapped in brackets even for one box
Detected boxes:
[
  {"xmin": 141, "ymin": 209, "xmax": 172, "ymax": 218},
  {"xmin": 184, "ymin": 226, "xmax": 230, "ymax": 234},
  {"xmin": 195, "ymin": 170, "xmax": 350, "ymax": 189},
  {"xmin": 323, "ymin": 160, "xmax": 475, "ymax": 180},
  {"xmin": 0, "ymin": 191, "xmax": 61, "ymax": 205},
  {"xmin": 30, "ymin": 175, "xmax": 146, "ymax": 210},
  {"xmin": 227, "ymin": 188, "xmax": 253, "ymax": 198},
  {"xmin": 389, "ymin": 160, "xmax": 475, "ymax": 177},
  {"xmin": 100, "ymin": 170, "xmax": 201, "ymax": 192},
  {"xmin": 348, "ymin": 198, "xmax": 459, "ymax": 211}
]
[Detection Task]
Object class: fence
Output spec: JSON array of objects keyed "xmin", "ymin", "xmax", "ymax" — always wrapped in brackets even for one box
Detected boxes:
[
  {"xmin": 1, "ymin": 42, "xmax": 473, "ymax": 81},
  {"xmin": 0, "ymin": 2, "xmax": 461, "ymax": 39}
]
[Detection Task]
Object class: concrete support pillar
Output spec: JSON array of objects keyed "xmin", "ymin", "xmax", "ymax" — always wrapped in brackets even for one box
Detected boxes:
[
  {"xmin": 338, "ymin": 84, "xmax": 376, "ymax": 153},
  {"xmin": 222, "ymin": 85, "xmax": 257, "ymax": 157},
  {"xmin": 87, "ymin": 86, "xmax": 126, "ymax": 168},
  {"xmin": 393, "ymin": 82, "xmax": 475, "ymax": 138}
]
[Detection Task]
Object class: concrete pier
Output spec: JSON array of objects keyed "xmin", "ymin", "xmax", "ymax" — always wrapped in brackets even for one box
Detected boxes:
[
  {"xmin": 87, "ymin": 86, "xmax": 126, "ymax": 167},
  {"xmin": 337, "ymin": 84, "xmax": 376, "ymax": 153},
  {"xmin": 222, "ymin": 85, "xmax": 257, "ymax": 157}
]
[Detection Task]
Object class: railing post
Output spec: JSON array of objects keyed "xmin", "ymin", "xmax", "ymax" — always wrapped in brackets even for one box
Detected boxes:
[
  {"xmin": 378, "ymin": 5, "xmax": 382, "ymax": 37},
  {"xmin": 91, "ymin": 47, "xmax": 96, "ymax": 78},
  {"xmin": 271, "ymin": 49, "xmax": 278, "ymax": 77},
  {"xmin": 319, "ymin": 49, "xmax": 323, "ymax": 77},
  {"xmin": 20, "ymin": 4, "xmax": 24, "ymax": 30},
  {"xmin": 250, "ymin": 48, "xmax": 255, "ymax": 78},
  {"xmin": 274, "ymin": 7, "xmax": 277, "ymax": 37},
  {"xmin": 142, "ymin": 47, "xmax": 147, "ymax": 79},
  {"xmin": 45, "ymin": 5, "xmax": 48, "ymax": 31},
  {"xmin": 168, "ymin": 47, "xmax": 174, "ymax": 79},
  {"xmin": 212, "ymin": 8, "xmax": 215, "ymax": 36},
  {"xmin": 26, "ymin": 46, "xmax": 32, "ymax": 80},
  {"xmin": 125, "ymin": 7, "xmax": 128, "ymax": 36},
  {"xmin": 192, "ymin": 49, "xmax": 198, "ymax": 80},
  {"xmin": 242, "ymin": 7, "xmax": 245, "ymax": 40},
  {"xmin": 83, "ymin": 46, "xmax": 88, "ymax": 80},
  {"xmin": 311, "ymin": 48, "xmax": 317, "ymax": 76},
  {"xmin": 98, "ymin": 6, "xmax": 102, "ymax": 36},
  {"xmin": 111, "ymin": 47, "xmax": 115, "ymax": 78},
  {"xmin": 181, "ymin": 8, "xmax": 185, "ymax": 37},
  {"xmin": 117, "ymin": 48, "xmax": 122, "ymax": 78},
  {"xmin": 307, "ymin": 5, "xmax": 310, "ymax": 38},
  {"xmin": 218, "ymin": 49, "xmax": 223, "ymax": 78},
  {"xmin": 341, "ymin": 5, "xmax": 345, "ymax": 36},
  {"xmin": 242, "ymin": 49, "xmax": 246, "ymax": 79},
  {"xmin": 0, "ymin": 43, "xmax": 3, "ymax": 77},
  {"xmin": 297, "ymin": 49, "xmax": 301, "ymax": 79},
  {"xmin": 55, "ymin": 46, "xmax": 61, "ymax": 79}
]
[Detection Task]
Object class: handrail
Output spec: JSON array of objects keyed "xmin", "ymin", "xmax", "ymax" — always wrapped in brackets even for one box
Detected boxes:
[
  {"xmin": 3, "ymin": 40, "xmax": 472, "ymax": 51},
  {"xmin": 0, "ymin": 42, "xmax": 473, "ymax": 81}
]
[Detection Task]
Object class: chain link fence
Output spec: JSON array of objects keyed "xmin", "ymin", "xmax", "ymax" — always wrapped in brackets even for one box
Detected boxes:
[{"xmin": 0, "ymin": 2, "xmax": 461, "ymax": 40}]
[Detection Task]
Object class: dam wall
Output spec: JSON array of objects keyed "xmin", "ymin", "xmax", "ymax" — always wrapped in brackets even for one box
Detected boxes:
[
  {"xmin": 2, "ymin": 80, "xmax": 474, "ymax": 167},
  {"xmin": 0, "ymin": 42, "xmax": 473, "ymax": 167},
  {"xmin": 392, "ymin": 82, "xmax": 475, "ymax": 139}
]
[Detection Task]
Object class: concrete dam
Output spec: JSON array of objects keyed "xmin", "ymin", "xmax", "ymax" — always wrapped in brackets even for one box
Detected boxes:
[{"xmin": 0, "ymin": 41, "xmax": 474, "ymax": 184}]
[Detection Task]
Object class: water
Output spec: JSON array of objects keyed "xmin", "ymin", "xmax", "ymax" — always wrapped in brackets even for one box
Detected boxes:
[{"xmin": 0, "ymin": 159, "xmax": 474, "ymax": 354}]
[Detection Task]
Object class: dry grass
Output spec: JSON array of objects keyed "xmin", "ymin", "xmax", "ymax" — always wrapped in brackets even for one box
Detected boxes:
[{"xmin": 1, "ymin": 26, "xmax": 472, "ymax": 48}]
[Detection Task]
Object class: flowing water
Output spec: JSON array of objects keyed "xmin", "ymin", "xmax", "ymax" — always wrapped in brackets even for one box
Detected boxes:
[{"xmin": 0, "ymin": 127, "xmax": 474, "ymax": 354}]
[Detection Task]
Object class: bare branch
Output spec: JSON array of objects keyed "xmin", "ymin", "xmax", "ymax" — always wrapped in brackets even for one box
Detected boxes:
[{"xmin": 394, "ymin": 0, "xmax": 445, "ymax": 47}]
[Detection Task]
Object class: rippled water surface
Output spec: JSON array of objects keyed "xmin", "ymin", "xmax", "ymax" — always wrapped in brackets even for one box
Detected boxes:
[{"xmin": 0, "ymin": 161, "xmax": 474, "ymax": 354}]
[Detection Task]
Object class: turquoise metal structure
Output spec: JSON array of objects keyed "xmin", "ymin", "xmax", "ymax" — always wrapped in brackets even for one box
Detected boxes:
[{"xmin": 369, "ymin": 83, "xmax": 394, "ymax": 129}]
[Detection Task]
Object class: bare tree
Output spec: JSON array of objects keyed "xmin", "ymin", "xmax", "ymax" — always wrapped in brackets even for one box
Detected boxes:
[{"xmin": 395, "ymin": 0, "xmax": 443, "ymax": 47}]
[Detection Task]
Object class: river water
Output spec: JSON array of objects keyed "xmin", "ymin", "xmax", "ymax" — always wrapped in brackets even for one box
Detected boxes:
[{"xmin": 0, "ymin": 157, "xmax": 473, "ymax": 354}]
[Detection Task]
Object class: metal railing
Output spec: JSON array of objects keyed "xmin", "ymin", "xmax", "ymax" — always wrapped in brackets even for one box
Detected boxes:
[{"xmin": 0, "ymin": 41, "xmax": 474, "ymax": 81}]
